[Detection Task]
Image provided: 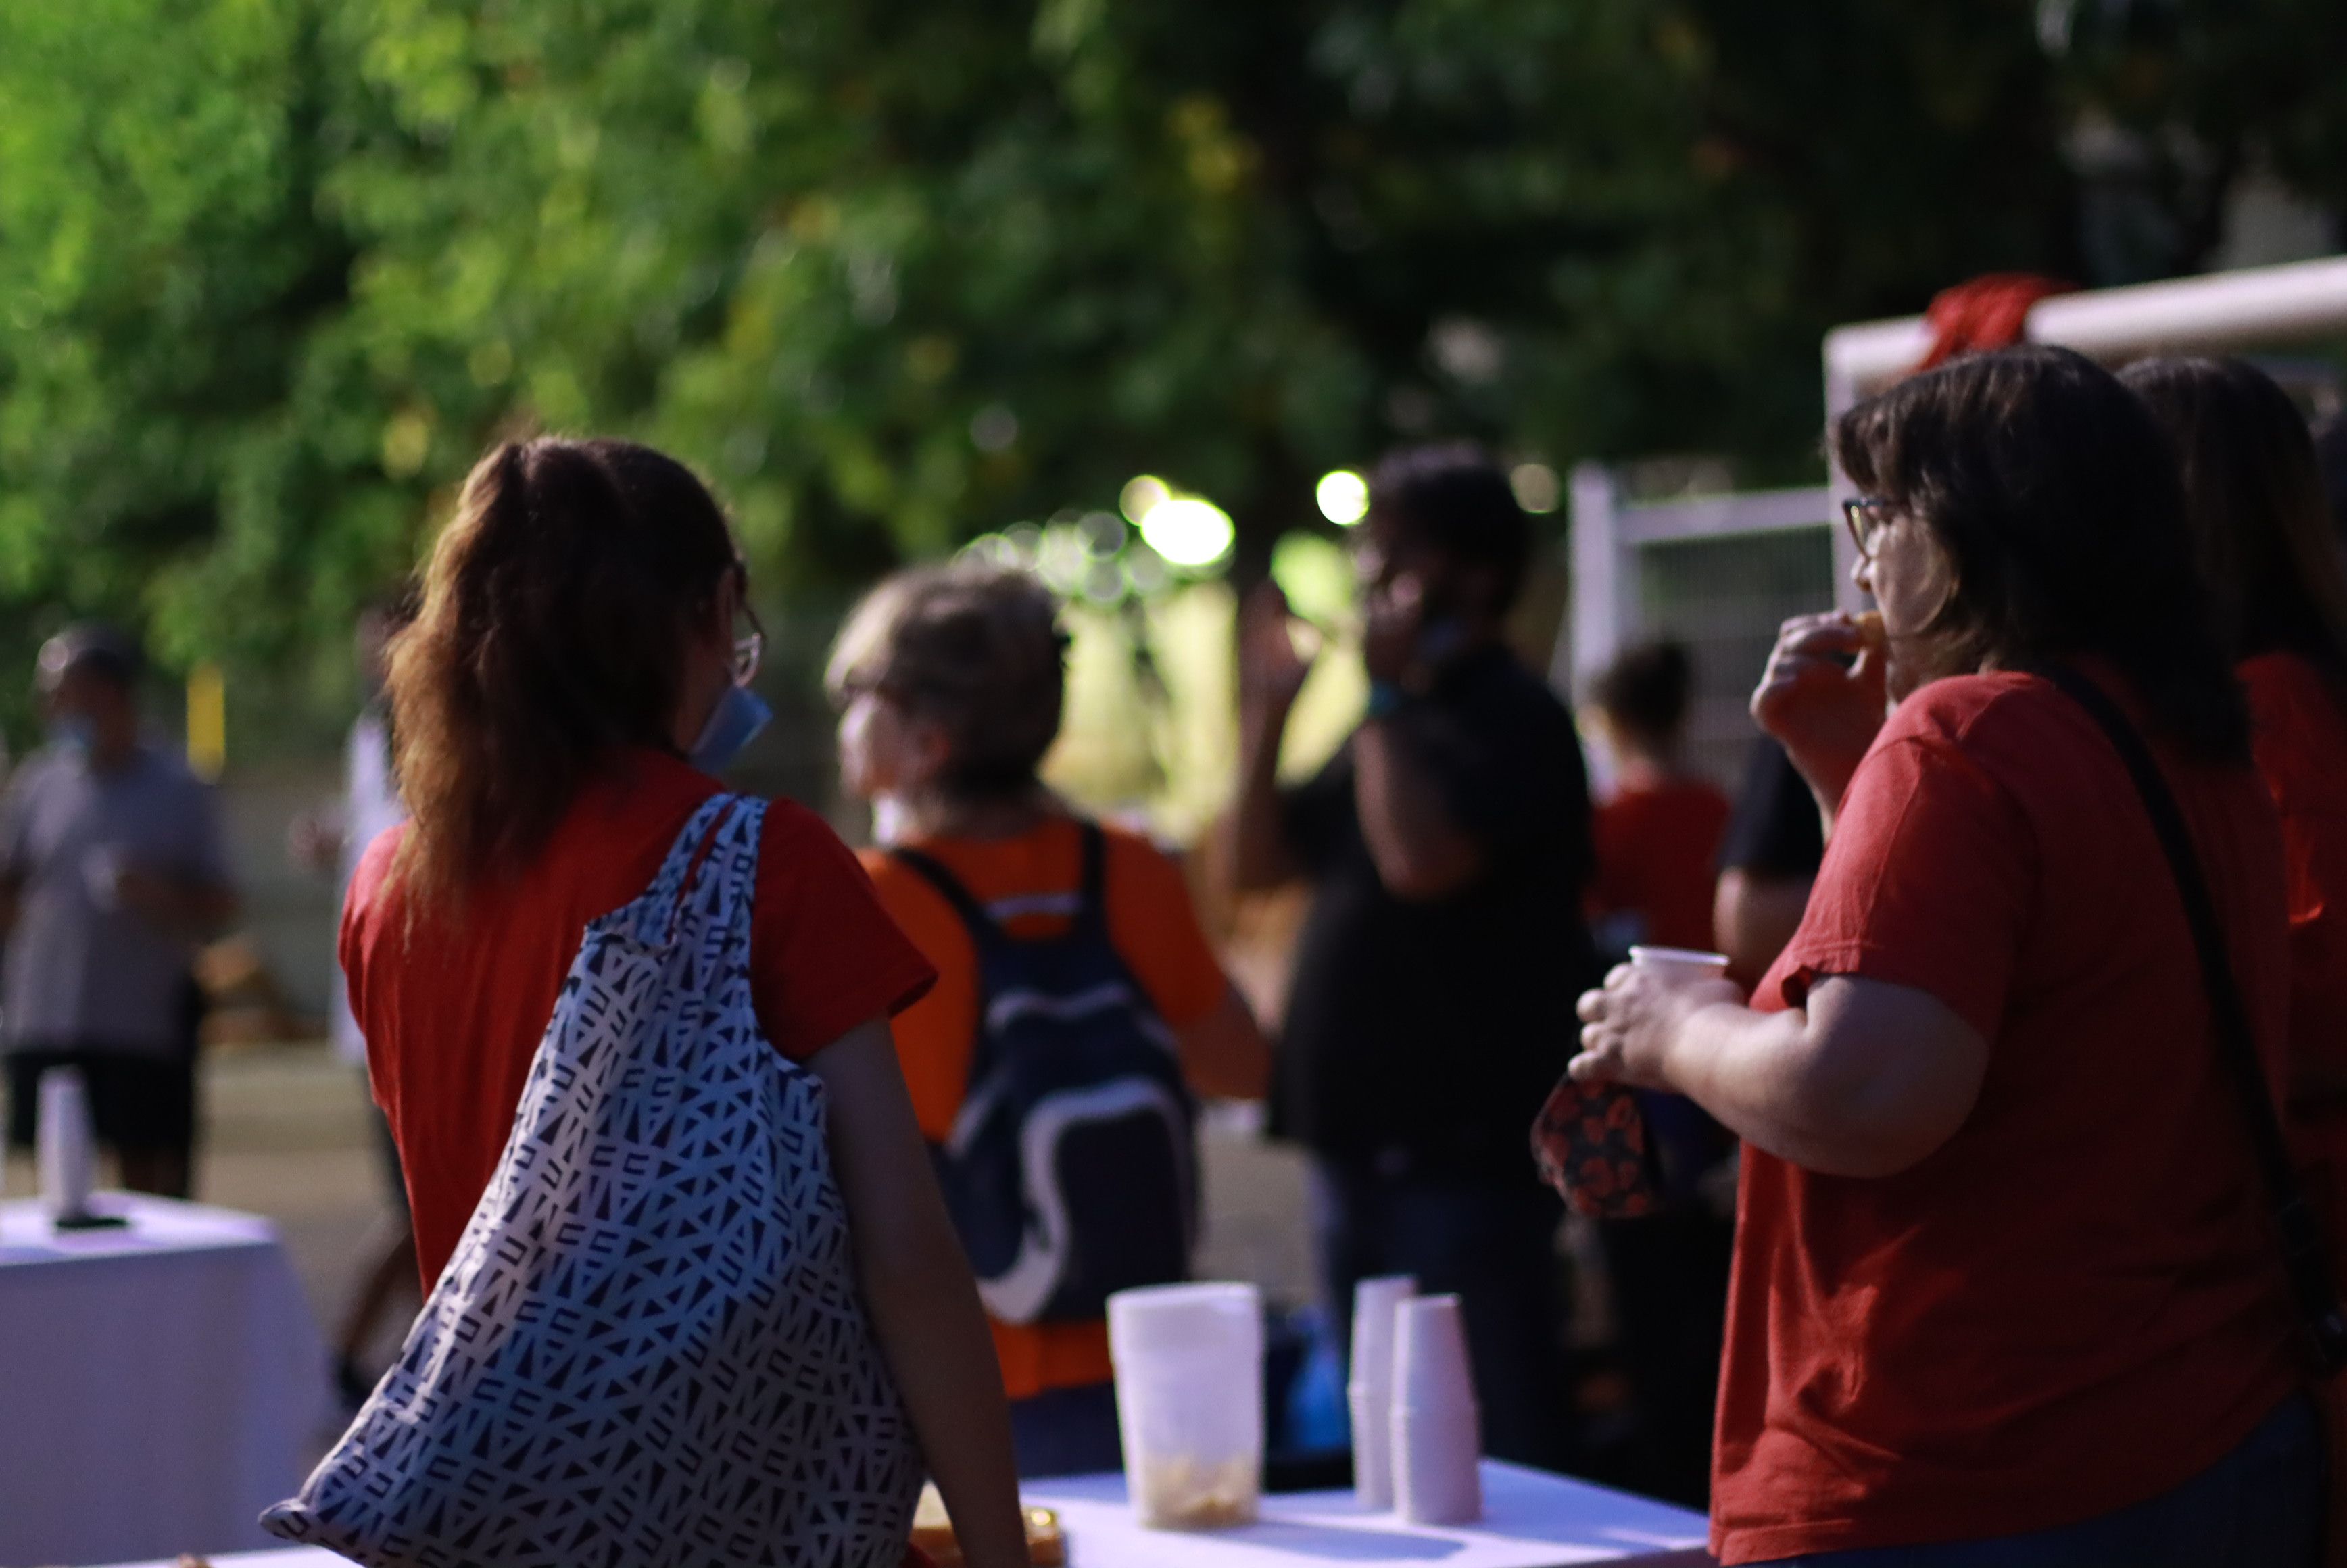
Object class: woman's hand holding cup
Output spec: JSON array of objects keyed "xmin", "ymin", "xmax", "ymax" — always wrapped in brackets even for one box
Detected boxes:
[
  {"xmin": 1751, "ymin": 610, "xmax": 1889, "ymax": 815},
  {"xmin": 1572, "ymin": 950, "xmax": 1744, "ymax": 1092}
]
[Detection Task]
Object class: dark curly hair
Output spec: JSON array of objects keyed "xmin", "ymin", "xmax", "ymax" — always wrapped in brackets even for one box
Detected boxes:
[
  {"xmin": 1833, "ymin": 344, "xmax": 2247, "ymax": 764},
  {"xmin": 2120, "ymin": 356, "xmax": 2347, "ymax": 684},
  {"xmin": 1369, "ymin": 442, "xmax": 1533, "ymax": 614}
]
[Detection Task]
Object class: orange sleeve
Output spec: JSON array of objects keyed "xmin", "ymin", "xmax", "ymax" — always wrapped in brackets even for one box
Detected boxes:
[
  {"xmin": 858, "ymin": 850, "xmax": 983, "ymax": 1142},
  {"xmin": 1103, "ymin": 830, "xmax": 1230, "ymax": 1030}
]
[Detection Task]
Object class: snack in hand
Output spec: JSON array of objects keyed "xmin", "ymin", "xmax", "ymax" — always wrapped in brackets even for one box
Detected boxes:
[
  {"xmin": 909, "ymin": 1484, "xmax": 1065, "ymax": 1568},
  {"xmin": 1854, "ymin": 609, "xmax": 1886, "ymax": 652}
]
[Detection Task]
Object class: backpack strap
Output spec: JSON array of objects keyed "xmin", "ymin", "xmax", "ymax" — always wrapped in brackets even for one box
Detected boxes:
[
  {"xmin": 2040, "ymin": 662, "xmax": 2347, "ymax": 1375},
  {"xmin": 1073, "ymin": 821, "xmax": 1111, "ymax": 943},
  {"xmin": 888, "ymin": 843, "xmax": 1011, "ymax": 957}
]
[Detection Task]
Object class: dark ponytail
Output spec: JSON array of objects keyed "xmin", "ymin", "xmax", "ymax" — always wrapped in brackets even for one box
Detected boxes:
[{"xmin": 388, "ymin": 437, "xmax": 742, "ymax": 908}]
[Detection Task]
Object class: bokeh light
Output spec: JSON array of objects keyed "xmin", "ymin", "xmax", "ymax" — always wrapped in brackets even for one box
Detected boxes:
[
  {"xmin": 1315, "ymin": 469, "xmax": 1369, "ymax": 526},
  {"xmin": 1120, "ymin": 474, "xmax": 1171, "ymax": 524},
  {"xmin": 1510, "ymin": 461, "xmax": 1561, "ymax": 514},
  {"xmin": 1140, "ymin": 496, "xmax": 1235, "ymax": 568}
]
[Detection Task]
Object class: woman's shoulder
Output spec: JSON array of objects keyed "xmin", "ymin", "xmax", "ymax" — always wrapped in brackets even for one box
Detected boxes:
[
  {"xmin": 2241, "ymin": 651, "xmax": 2345, "ymax": 729},
  {"xmin": 1879, "ymin": 669, "xmax": 2062, "ymax": 750},
  {"xmin": 345, "ymin": 822, "xmax": 411, "ymax": 924}
]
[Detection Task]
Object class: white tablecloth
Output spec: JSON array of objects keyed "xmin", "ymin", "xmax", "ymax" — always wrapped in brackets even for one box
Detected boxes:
[
  {"xmin": 1, "ymin": 1194, "xmax": 331, "ymax": 1566},
  {"xmin": 96, "ymin": 1461, "xmax": 1712, "ymax": 1567}
]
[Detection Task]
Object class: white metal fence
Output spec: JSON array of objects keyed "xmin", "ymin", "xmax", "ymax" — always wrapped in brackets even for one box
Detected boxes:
[{"xmin": 1555, "ymin": 253, "xmax": 2347, "ymax": 787}]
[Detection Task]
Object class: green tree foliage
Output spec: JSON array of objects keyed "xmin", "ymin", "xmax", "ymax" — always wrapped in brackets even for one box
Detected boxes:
[{"xmin": 0, "ymin": 0, "xmax": 2339, "ymax": 685}]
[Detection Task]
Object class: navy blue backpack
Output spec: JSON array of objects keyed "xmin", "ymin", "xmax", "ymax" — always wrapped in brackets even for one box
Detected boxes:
[{"xmin": 890, "ymin": 823, "xmax": 1198, "ymax": 1325}]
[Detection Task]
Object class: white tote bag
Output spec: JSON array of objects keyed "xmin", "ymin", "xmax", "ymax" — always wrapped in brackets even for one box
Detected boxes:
[{"xmin": 264, "ymin": 795, "xmax": 927, "ymax": 1567}]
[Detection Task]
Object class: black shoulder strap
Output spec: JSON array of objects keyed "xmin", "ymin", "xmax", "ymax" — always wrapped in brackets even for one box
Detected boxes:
[
  {"xmin": 1074, "ymin": 821, "xmax": 1111, "ymax": 941},
  {"xmin": 2041, "ymin": 663, "xmax": 2347, "ymax": 1374},
  {"xmin": 887, "ymin": 844, "xmax": 1009, "ymax": 954}
]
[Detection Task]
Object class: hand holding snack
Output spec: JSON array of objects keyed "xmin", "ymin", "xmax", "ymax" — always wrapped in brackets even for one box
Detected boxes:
[{"xmin": 1751, "ymin": 609, "xmax": 1890, "ymax": 816}]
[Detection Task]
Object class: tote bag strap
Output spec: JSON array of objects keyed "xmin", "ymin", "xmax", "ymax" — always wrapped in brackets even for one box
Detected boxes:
[
  {"xmin": 2040, "ymin": 662, "xmax": 2347, "ymax": 1374},
  {"xmin": 628, "ymin": 793, "xmax": 752, "ymax": 948}
]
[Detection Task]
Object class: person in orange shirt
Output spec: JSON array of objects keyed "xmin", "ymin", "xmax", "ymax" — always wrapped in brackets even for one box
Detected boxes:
[{"xmin": 828, "ymin": 562, "xmax": 1271, "ymax": 1478}]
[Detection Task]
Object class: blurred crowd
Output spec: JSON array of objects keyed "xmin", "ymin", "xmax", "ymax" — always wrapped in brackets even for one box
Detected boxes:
[{"xmin": 8, "ymin": 343, "xmax": 2347, "ymax": 1567}]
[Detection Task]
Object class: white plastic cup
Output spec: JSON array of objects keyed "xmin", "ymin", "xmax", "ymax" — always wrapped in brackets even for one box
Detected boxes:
[
  {"xmin": 1390, "ymin": 1294, "xmax": 1482, "ymax": 1525},
  {"xmin": 1628, "ymin": 945, "xmax": 1731, "ymax": 985},
  {"xmin": 1347, "ymin": 1275, "xmax": 1416, "ymax": 1509},
  {"xmin": 1108, "ymin": 1282, "xmax": 1264, "ymax": 1530},
  {"xmin": 38, "ymin": 1067, "xmax": 96, "ymax": 1223}
]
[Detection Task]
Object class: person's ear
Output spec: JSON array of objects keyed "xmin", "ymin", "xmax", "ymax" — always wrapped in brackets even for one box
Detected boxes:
[{"xmin": 903, "ymin": 714, "xmax": 955, "ymax": 789}]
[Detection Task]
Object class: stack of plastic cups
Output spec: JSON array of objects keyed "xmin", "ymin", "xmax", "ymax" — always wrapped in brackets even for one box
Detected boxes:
[
  {"xmin": 1107, "ymin": 1282, "xmax": 1264, "ymax": 1530},
  {"xmin": 38, "ymin": 1066, "xmax": 96, "ymax": 1226},
  {"xmin": 1390, "ymin": 1294, "xmax": 1482, "ymax": 1525},
  {"xmin": 1347, "ymin": 1275, "xmax": 1416, "ymax": 1509}
]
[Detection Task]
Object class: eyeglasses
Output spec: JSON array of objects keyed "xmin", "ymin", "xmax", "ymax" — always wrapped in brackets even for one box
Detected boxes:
[
  {"xmin": 1842, "ymin": 496, "xmax": 1897, "ymax": 562},
  {"xmin": 727, "ymin": 624, "xmax": 765, "ymax": 685}
]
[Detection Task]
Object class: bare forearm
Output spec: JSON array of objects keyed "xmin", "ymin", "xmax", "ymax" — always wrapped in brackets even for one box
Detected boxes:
[
  {"xmin": 1662, "ymin": 991, "xmax": 1977, "ymax": 1179},
  {"xmin": 1176, "ymin": 985, "xmax": 1272, "ymax": 1100},
  {"xmin": 1656, "ymin": 1002, "xmax": 1872, "ymax": 1171},
  {"xmin": 814, "ymin": 1025, "xmax": 1027, "ymax": 1568},
  {"xmin": 1352, "ymin": 719, "xmax": 1480, "ymax": 900},
  {"xmin": 1712, "ymin": 871, "xmax": 1813, "ymax": 989},
  {"xmin": 856, "ymin": 1218, "xmax": 1030, "ymax": 1568},
  {"xmin": 1227, "ymin": 708, "xmax": 1297, "ymax": 891}
]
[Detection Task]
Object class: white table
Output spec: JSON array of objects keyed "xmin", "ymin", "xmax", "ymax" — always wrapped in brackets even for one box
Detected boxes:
[
  {"xmin": 1, "ymin": 1194, "xmax": 331, "ymax": 1567},
  {"xmin": 97, "ymin": 1461, "xmax": 1712, "ymax": 1567},
  {"xmin": 1025, "ymin": 1463, "xmax": 1714, "ymax": 1567}
]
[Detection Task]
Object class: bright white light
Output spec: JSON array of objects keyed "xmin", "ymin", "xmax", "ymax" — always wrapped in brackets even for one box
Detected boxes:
[
  {"xmin": 1120, "ymin": 474, "xmax": 1171, "ymax": 524},
  {"xmin": 1315, "ymin": 469, "xmax": 1369, "ymax": 526},
  {"xmin": 1511, "ymin": 462, "xmax": 1561, "ymax": 514},
  {"xmin": 1139, "ymin": 496, "xmax": 1235, "ymax": 568}
]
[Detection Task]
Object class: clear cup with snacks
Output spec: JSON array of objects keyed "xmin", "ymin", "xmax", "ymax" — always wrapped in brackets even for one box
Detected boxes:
[{"xmin": 1108, "ymin": 1281, "xmax": 1264, "ymax": 1529}]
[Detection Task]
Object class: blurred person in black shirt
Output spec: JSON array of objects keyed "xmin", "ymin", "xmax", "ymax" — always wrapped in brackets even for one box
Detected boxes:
[
  {"xmin": 1712, "ymin": 738, "xmax": 1824, "ymax": 988},
  {"xmin": 1228, "ymin": 443, "xmax": 1594, "ymax": 1470}
]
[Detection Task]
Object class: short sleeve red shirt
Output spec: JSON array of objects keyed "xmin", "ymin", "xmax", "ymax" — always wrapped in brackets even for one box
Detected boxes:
[
  {"xmin": 2242, "ymin": 653, "xmax": 2347, "ymax": 1254},
  {"xmin": 1590, "ymin": 777, "xmax": 1732, "ymax": 952},
  {"xmin": 1712, "ymin": 670, "xmax": 2298, "ymax": 1565},
  {"xmin": 341, "ymin": 748, "xmax": 935, "ymax": 1290}
]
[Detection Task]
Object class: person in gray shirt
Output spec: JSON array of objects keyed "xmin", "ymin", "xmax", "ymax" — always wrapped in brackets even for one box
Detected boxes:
[{"xmin": 1, "ymin": 625, "xmax": 237, "ymax": 1197}]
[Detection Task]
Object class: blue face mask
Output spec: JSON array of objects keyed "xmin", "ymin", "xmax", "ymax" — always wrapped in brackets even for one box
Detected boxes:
[
  {"xmin": 690, "ymin": 683, "xmax": 773, "ymax": 775},
  {"xmin": 49, "ymin": 714, "xmax": 96, "ymax": 759}
]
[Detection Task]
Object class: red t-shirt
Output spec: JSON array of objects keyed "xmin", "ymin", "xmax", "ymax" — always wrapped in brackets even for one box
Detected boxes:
[
  {"xmin": 2242, "ymin": 652, "xmax": 2347, "ymax": 1257},
  {"xmin": 342, "ymin": 748, "xmax": 936, "ymax": 1290},
  {"xmin": 1713, "ymin": 669, "xmax": 2298, "ymax": 1564},
  {"xmin": 1591, "ymin": 777, "xmax": 1732, "ymax": 951}
]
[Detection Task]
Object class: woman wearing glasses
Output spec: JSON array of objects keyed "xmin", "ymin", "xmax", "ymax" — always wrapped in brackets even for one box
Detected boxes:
[
  {"xmin": 339, "ymin": 438, "xmax": 1031, "ymax": 1567},
  {"xmin": 1572, "ymin": 347, "xmax": 2315, "ymax": 1565}
]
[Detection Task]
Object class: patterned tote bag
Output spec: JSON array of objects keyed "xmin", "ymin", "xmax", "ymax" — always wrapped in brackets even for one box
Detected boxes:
[{"xmin": 264, "ymin": 795, "xmax": 927, "ymax": 1567}]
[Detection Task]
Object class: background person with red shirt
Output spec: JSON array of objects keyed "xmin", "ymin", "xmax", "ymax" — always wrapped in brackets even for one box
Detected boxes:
[
  {"xmin": 2125, "ymin": 357, "xmax": 2347, "ymax": 1264},
  {"xmin": 1570, "ymin": 347, "xmax": 2313, "ymax": 1565},
  {"xmin": 825, "ymin": 560, "xmax": 1269, "ymax": 1477},
  {"xmin": 1586, "ymin": 639, "xmax": 1731, "ymax": 958},
  {"xmin": 341, "ymin": 437, "xmax": 1030, "ymax": 1568}
]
